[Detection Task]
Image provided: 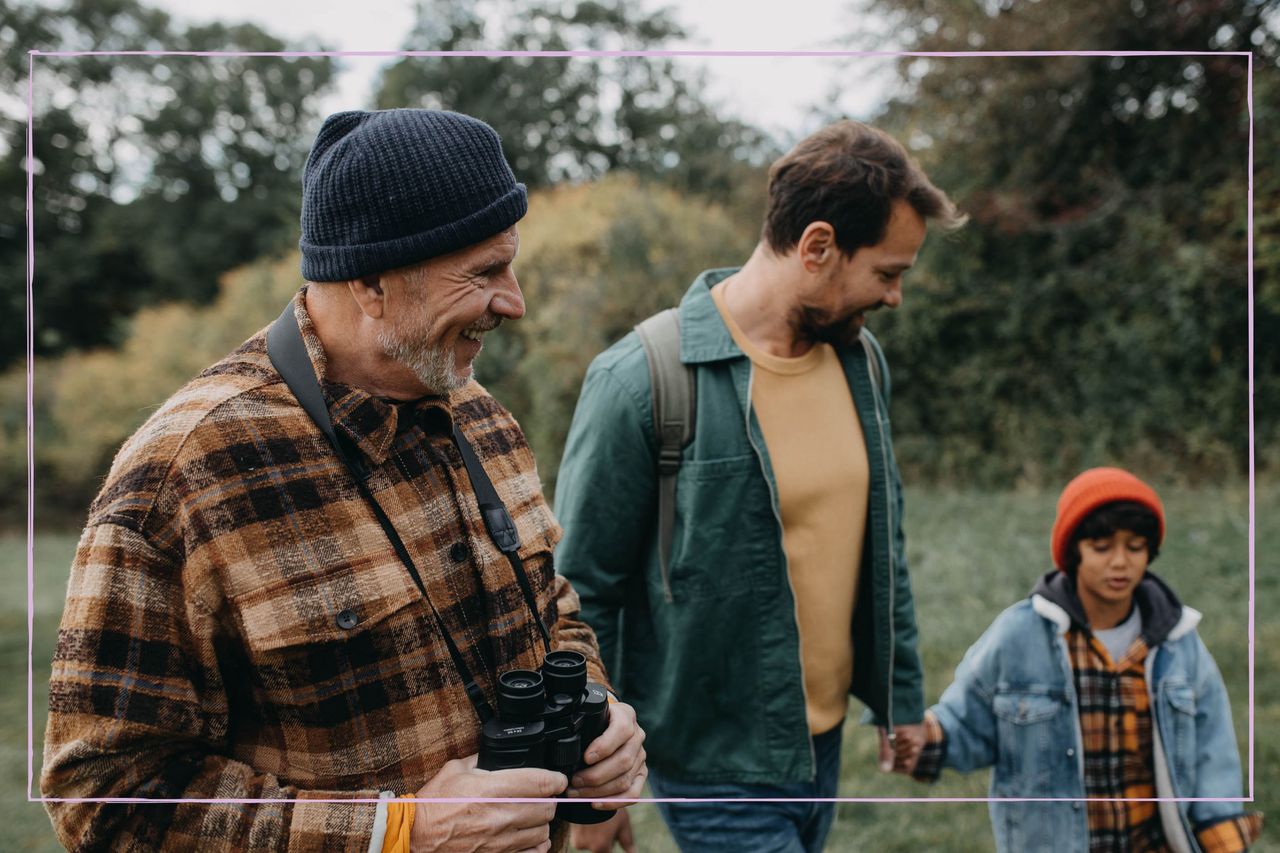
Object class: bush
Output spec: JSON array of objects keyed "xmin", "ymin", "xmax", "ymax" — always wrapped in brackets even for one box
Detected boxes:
[
  {"xmin": 475, "ymin": 174, "xmax": 759, "ymax": 497},
  {"xmin": 28, "ymin": 253, "xmax": 300, "ymax": 512}
]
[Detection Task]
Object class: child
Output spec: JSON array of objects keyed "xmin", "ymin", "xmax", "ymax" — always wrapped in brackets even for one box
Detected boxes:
[{"xmin": 907, "ymin": 467, "xmax": 1262, "ymax": 852}]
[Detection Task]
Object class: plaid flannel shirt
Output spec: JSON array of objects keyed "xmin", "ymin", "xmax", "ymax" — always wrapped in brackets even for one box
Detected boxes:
[
  {"xmin": 1070, "ymin": 629, "xmax": 1169, "ymax": 851},
  {"xmin": 41, "ymin": 290, "xmax": 607, "ymax": 852}
]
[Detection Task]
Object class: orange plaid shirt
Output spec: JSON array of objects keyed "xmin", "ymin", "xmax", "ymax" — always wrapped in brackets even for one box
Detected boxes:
[{"xmin": 1067, "ymin": 628, "xmax": 1261, "ymax": 852}]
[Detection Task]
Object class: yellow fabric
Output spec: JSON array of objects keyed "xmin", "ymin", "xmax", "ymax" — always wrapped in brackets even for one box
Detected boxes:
[
  {"xmin": 380, "ymin": 795, "xmax": 417, "ymax": 853},
  {"xmin": 711, "ymin": 283, "xmax": 869, "ymax": 734}
]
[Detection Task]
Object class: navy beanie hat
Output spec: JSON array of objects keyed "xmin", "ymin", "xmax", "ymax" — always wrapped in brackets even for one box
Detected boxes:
[{"xmin": 299, "ymin": 109, "xmax": 528, "ymax": 282}]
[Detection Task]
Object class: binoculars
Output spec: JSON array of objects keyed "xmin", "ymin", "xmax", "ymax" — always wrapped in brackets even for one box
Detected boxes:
[{"xmin": 478, "ymin": 649, "xmax": 615, "ymax": 825}]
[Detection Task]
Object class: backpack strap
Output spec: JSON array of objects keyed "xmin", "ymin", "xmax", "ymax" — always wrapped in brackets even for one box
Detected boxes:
[{"xmin": 634, "ymin": 308, "xmax": 694, "ymax": 604}]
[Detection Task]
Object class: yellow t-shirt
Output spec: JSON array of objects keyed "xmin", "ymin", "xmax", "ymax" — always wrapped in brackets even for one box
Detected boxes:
[{"xmin": 711, "ymin": 282, "xmax": 869, "ymax": 734}]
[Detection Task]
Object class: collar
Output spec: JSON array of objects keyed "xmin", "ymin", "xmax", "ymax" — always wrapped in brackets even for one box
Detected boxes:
[
  {"xmin": 1029, "ymin": 568, "xmax": 1198, "ymax": 644},
  {"xmin": 677, "ymin": 267, "xmax": 747, "ymax": 364},
  {"xmin": 292, "ymin": 287, "xmax": 455, "ymax": 468}
]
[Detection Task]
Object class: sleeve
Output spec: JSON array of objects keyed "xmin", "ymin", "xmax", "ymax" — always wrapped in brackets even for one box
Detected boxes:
[
  {"xmin": 40, "ymin": 522, "xmax": 381, "ymax": 853},
  {"xmin": 548, "ymin": 573, "xmax": 613, "ymax": 690},
  {"xmin": 552, "ymin": 359, "xmax": 657, "ymax": 693},
  {"xmin": 925, "ymin": 618, "xmax": 1004, "ymax": 774},
  {"xmin": 1184, "ymin": 634, "xmax": 1263, "ymax": 851}
]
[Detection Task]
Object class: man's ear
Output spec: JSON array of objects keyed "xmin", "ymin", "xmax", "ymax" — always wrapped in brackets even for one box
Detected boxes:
[
  {"xmin": 347, "ymin": 273, "xmax": 386, "ymax": 319},
  {"xmin": 797, "ymin": 221, "xmax": 837, "ymax": 273}
]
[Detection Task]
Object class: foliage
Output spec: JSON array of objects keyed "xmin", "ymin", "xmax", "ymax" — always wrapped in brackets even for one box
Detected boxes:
[
  {"xmin": 30, "ymin": 254, "xmax": 299, "ymax": 512},
  {"xmin": 374, "ymin": 0, "xmax": 778, "ymax": 206},
  {"xmin": 474, "ymin": 173, "xmax": 759, "ymax": 497},
  {"xmin": 10, "ymin": 177, "xmax": 760, "ymax": 514},
  {"xmin": 837, "ymin": 0, "xmax": 1277, "ymax": 486},
  {"xmin": 2, "ymin": 0, "xmax": 336, "ymax": 367}
]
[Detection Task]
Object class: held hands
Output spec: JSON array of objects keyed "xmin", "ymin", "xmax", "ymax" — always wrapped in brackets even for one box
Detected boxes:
[
  {"xmin": 409, "ymin": 754, "xmax": 566, "ymax": 853},
  {"xmin": 878, "ymin": 722, "xmax": 925, "ymax": 775}
]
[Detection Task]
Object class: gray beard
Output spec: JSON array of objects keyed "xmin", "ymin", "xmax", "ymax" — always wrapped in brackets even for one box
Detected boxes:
[{"xmin": 376, "ymin": 328, "xmax": 469, "ymax": 394}]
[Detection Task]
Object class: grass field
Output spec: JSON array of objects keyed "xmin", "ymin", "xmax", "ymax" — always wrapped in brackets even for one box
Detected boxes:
[{"xmin": 6, "ymin": 484, "xmax": 1275, "ymax": 851}]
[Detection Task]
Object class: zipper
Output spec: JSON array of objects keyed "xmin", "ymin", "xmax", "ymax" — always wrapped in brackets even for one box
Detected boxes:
[
  {"xmin": 743, "ymin": 363, "xmax": 817, "ymax": 779},
  {"xmin": 863, "ymin": 340, "xmax": 896, "ymax": 734}
]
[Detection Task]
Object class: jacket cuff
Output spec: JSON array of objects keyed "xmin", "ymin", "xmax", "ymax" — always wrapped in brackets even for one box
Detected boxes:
[
  {"xmin": 288, "ymin": 790, "xmax": 381, "ymax": 853},
  {"xmin": 1194, "ymin": 812, "xmax": 1264, "ymax": 853}
]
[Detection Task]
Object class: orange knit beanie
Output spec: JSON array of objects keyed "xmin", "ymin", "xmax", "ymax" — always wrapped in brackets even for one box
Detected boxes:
[{"xmin": 1051, "ymin": 467, "xmax": 1165, "ymax": 570}]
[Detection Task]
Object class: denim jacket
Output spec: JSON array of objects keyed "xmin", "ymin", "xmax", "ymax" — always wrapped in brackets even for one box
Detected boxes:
[{"xmin": 930, "ymin": 571, "xmax": 1250, "ymax": 853}]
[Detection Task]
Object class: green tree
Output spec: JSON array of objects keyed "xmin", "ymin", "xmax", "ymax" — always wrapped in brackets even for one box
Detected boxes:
[
  {"xmin": 1, "ymin": 0, "xmax": 335, "ymax": 366},
  {"xmin": 841, "ymin": 0, "xmax": 1275, "ymax": 484},
  {"xmin": 374, "ymin": 0, "xmax": 778, "ymax": 202}
]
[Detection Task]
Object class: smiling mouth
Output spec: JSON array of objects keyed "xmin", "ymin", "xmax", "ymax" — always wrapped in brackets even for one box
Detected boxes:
[{"xmin": 460, "ymin": 318, "xmax": 502, "ymax": 342}]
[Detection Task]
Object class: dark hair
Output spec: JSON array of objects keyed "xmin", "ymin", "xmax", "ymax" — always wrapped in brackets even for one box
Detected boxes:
[
  {"xmin": 1061, "ymin": 501, "xmax": 1162, "ymax": 576},
  {"xmin": 761, "ymin": 120, "xmax": 966, "ymax": 258}
]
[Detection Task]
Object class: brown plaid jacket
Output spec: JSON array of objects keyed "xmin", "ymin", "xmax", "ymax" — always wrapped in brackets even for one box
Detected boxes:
[{"xmin": 41, "ymin": 290, "xmax": 607, "ymax": 852}]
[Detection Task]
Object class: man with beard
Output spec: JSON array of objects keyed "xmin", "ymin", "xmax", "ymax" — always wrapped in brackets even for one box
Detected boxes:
[
  {"xmin": 554, "ymin": 121, "xmax": 964, "ymax": 852},
  {"xmin": 42, "ymin": 109, "xmax": 645, "ymax": 853}
]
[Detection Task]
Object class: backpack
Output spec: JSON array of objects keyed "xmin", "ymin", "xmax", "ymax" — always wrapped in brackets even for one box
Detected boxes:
[{"xmin": 634, "ymin": 308, "xmax": 884, "ymax": 604}]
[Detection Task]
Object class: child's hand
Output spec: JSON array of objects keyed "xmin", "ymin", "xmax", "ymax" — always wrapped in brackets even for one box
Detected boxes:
[{"xmin": 878, "ymin": 723, "xmax": 925, "ymax": 774}]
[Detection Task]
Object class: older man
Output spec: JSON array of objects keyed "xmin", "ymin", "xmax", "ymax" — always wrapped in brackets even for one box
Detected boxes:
[{"xmin": 41, "ymin": 109, "xmax": 645, "ymax": 853}]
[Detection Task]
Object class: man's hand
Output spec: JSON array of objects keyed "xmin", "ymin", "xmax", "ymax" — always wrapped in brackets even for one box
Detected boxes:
[
  {"xmin": 878, "ymin": 723, "xmax": 925, "ymax": 775},
  {"xmin": 567, "ymin": 700, "xmax": 647, "ymax": 809},
  {"xmin": 410, "ymin": 754, "xmax": 567, "ymax": 853},
  {"xmin": 569, "ymin": 809, "xmax": 635, "ymax": 853}
]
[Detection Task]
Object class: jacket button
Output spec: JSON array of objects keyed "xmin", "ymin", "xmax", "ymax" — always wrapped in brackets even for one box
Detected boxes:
[
  {"xmin": 336, "ymin": 609, "xmax": 359, "ymax": 630},
  {"xmin": 1073, "ymin": 802, "xmax": 1082, "ymax": 811},
  {"xmin": 1067, "ymin": 748, "xmax": 1075, "ymax": 757},
  {"xmin": 449, "ymin": 542, "xmax": 470, "ymax": 562}
]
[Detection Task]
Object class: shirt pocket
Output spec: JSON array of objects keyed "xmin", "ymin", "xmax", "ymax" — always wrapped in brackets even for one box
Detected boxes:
[
  {"xmin": 228, "ymin": 556, "xmax": 435, "ymax": 780},
  {"xmin": 669, "ymin": 453, "xmax": 771, "ymax": 599},
  {"xmin": 992, "ymin": 689, "xmax": 1067, "ymax": 795}
]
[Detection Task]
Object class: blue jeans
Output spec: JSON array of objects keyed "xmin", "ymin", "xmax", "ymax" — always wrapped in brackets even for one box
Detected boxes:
[{"xmin": 647, "ymin": 722, "xmax": 843, "ymax": 853}]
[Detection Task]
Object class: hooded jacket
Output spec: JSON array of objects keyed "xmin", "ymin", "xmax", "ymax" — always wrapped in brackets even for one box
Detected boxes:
[{"xmin": 925, "ymin": 570, "xmax": 1255, "ymax": 853}]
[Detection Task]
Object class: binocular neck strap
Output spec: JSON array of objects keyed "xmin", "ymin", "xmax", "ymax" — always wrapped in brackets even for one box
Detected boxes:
[
  {"xmin": 267, "ymin": 304, "xmax": 497, "ymax": 723},
  {"xmin": 451, "ymin": 425, "xmax": 553, "ymax": 655}
]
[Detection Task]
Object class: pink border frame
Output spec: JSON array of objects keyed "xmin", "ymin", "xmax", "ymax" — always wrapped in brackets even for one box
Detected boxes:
[{"xmin": 25, "ymin": 48, "xmax": 1255, "ymax": 809}]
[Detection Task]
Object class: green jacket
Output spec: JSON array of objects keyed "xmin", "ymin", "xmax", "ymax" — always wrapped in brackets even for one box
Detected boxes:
[{"xmin": 554, "ymin": 268, "xmax": 924, "ymax": 783}]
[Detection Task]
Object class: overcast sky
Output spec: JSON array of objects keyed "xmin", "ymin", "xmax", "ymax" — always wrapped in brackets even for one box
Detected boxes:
[{"xmin": 143, "ymin": 0, "xmax": 901, "ymax": 147}]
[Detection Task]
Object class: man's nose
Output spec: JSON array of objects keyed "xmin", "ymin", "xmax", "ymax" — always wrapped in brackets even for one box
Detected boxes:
[
  {"xmin": 491, "ymin": 269, "xmax": 525, "ymax": 320},
  {"xmin": 882, "ymin": 281, "xmax": 903, "ymax": 309}
]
